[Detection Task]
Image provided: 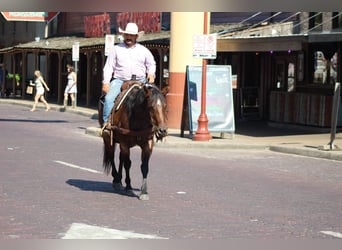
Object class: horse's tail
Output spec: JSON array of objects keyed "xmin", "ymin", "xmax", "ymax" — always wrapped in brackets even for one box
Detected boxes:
[{"xmin": 102, "ymin": 134, "xmax": 115, "ymax": 175}]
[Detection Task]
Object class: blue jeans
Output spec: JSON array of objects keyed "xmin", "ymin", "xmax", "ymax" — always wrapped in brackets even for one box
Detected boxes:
[
  {"xmin": 103, "ymin": 78, "xmax": 147, "ymax": 123},
  {"xmin": 103, "ymin": 78, "xmax": 124, "ymax": 123}
]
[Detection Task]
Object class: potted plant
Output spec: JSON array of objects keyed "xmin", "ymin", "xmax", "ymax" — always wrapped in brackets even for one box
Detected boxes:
[
  {"xmin": 6, "ymin": 73, "xmax": 21, "ymax": 86},
  {"xmin": 6, "ymin": 73, "xmax": 22, "ymax": 96}
]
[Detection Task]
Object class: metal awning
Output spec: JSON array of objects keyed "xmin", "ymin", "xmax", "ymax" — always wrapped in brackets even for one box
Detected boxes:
[{"xmin": 217, "ymin": 35, "xmax": 307, "ymax": 52}]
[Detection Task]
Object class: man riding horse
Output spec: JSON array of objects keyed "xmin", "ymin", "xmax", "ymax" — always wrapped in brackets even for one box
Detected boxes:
[{"xmin": 101, "ymin": 22, "xmax": 156, "ymax": 133}]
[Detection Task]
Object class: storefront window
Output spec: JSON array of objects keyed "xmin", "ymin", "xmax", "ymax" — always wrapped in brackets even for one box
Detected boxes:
[
  {"xmin": 313, "ymin": 50, "xmax": 338, "ymax": 84},
  {"xmin": 287, "ymin": 62, "xmax": 295, "ymax": 92}
]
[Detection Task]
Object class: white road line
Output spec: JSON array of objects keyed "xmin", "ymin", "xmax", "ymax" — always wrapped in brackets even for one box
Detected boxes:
[
  {"xmin": 54, "ymin": 160, "xmax": 102, "ymax": 174},
  {"xmin": 62, "ymin": 223, "xmax": 168, "ymax": 239},
  {"xmin": 320, "ymin": 231, "xmax": 342, "ymax": 238}
]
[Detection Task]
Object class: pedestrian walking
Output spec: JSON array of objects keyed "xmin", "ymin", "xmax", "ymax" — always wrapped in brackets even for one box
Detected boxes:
[
  {"xmin": 101, "ymin": 22, "xmax": 156, "ymax": 128},
  {"xmin": 63, "ymin": 64, "xmax": 77, "ymax": 109},
  {"xmin": 30, "ymin": 70, "xmax": 50, "ymax": 112}
]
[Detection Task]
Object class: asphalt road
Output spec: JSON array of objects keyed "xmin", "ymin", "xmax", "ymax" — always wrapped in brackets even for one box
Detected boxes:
[{"xmin": 1, "ymin": 104, "xmax": 342, "ymax": 239}]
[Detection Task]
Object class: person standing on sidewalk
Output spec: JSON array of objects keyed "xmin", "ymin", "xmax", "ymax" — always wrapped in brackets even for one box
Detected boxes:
[
  {"xmin": 30, "ymin": 70, "xmax": 50, "ymax": 112},
  {"xmin": 63, "ymin": 64, "xmax": 77, "ymax": 109},
  {"xmin": 101, "ymin": 22, "xmax": 156, "ymax": 128}
]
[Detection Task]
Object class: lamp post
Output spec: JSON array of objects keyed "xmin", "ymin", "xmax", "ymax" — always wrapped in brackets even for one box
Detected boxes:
[{"xmin": 193, "ymin": 12, "xmax": 212, "ymax": 141}]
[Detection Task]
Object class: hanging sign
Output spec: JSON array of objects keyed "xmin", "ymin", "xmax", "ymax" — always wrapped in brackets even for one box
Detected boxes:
[
  {"xmin": 192, "ymin": 34, "xmax": 217, "ymax": 59},
  {"xmin": 1, "ymin": 12, "xmax": 59, "ymax": 22},
  {"xmin": 72, "ymin": 42, "xmax": 80, "ymax": 62},
  {"xmin": 104, "ymin": 34, "xmax": 115, "ymax": 56}
]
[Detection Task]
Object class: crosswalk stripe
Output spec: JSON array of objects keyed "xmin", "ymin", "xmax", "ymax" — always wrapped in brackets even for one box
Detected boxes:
[
  {"xmin": 54, "ymin": 160, "xmax": 102, "ymax": 174},
  {"xmin": 62, "ymin": 223, "xmax": 168, "ymax": 239},
  {"xmin": 320, "ymin": 231, "xmax": 342, "ymax": 238}
]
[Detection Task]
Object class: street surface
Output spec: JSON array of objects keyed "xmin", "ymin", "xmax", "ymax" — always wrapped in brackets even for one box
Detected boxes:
[{"xmin": 0, "ymin": 103, "xmax": 342, "ymax": 239}]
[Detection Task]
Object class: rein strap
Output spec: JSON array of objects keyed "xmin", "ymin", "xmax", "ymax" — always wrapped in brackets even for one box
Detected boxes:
[{"xmin": 115, "ymin": 83, "xmax": 142, "ymax": 111}]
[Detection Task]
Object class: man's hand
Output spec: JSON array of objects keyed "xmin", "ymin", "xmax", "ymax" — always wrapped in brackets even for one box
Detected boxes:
[
  {"xmin": 102, "ymin": 83, "xmax": 110, "ymax": 94},
  {"xmin": 147, "ymin": 74, "xmax": 155, "ymax": 83}
]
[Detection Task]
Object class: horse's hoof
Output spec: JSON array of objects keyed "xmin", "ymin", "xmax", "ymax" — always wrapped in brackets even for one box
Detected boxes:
[
  {"xmin": 112, "ymin": 182, "xmax": 123, "ymax": 190},
  {"xmin": 139, "ymin": 193, "xmax": 149, "ymax": 201}
]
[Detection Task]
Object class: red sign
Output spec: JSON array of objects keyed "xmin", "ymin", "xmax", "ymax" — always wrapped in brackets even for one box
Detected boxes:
[
  {"xmin": 84, "ymin": 13, "xmax": 111, "ymax": 38},
  {"xmin": 1, "ymin": 12, "xmax": 59, "ymax": 22},
  {"xmin": 117, "ymin": 12, "xmax": 161, "ymax": 33}
]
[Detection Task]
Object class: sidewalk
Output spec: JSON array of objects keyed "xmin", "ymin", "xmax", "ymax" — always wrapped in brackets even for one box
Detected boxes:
[{"xmin": 2, "ymin": 98, "xmax": 342, "ymax": 161}]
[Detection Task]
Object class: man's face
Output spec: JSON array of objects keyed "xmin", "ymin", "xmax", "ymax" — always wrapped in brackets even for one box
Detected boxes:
[{"xmin": 123, "ymin": 34, "xmax": 138, "ymax": 47}]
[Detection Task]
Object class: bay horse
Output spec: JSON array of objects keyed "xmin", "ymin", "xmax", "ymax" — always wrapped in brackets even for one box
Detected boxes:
[{"xmin": 98, "ymin": 80, "xmax": 168, "ymax": 200}]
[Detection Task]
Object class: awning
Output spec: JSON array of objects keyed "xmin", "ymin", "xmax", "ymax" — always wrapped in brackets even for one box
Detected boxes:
[{"xmin": 217, "ymin": 35, "xmax": 307, "ymax": 52}]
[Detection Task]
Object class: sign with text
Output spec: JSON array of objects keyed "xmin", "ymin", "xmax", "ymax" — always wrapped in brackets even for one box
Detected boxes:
[
  {"xmin": 1, "ymin": 12, "xmax": 59, "ymax": 22},
  {"xmin": 186, "ymin": 65, "xmax": 235, "ymax": 133},
  {"xmin": 104, "ymin": 34, "xmax": 115, "ymax": 56},
  {"xmin": 192, "ymin": 34, "xmax": 217, "ymax": 59},
  {"xmin": 72, "ymin": 42, "xmax": 79, "ymax": 62}
]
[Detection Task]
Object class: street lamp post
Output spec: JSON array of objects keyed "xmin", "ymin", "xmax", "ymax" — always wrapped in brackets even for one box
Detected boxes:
[{"xmin": 193, "ymin": 12, "xmax": 212, "ymax": 141}]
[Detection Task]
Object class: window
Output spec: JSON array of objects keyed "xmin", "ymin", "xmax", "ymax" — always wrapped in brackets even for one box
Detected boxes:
[
  {"xmin": 309, "ymin": 12, "xmax": 323, "ymax": 32},
  {"xmin": 313, "ymin": 50, "xmax": 338, "ymax": 84},
  {"xmin": 287, "ymin": 63, "xmax": 295, "ymax": 92},
  {"xmin": 332, "ymin": 12, "xmax": 342, "ymax": 30}
]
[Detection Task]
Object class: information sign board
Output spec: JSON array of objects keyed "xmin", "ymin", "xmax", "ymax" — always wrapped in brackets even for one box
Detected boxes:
[{"xmin": 186, "ymin": 65, "xmax": 235, "ymax": 133}]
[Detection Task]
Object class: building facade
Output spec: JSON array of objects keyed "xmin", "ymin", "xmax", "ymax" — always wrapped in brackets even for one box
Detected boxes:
[{"xmin": 0, "ymin": 12, "xmax": 341, "ymax": 128}]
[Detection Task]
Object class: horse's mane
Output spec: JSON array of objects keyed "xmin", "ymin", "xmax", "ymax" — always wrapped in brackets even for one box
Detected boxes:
[
  {"xmin": 123, "ymin": 83, "xmax": 167, "ymax": 119},
  {"xmin": 148, "ymin": 84, "xmax": 167, "ymax": 106},
  {"xmin": 124, "ymin": 85, "xmax": 146, "ymax": 119}
]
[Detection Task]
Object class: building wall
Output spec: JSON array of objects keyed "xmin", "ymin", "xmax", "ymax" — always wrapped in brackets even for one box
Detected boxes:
[{"xmin": 0, "ymin": 14, "xmax": 59, "ymax": 48}]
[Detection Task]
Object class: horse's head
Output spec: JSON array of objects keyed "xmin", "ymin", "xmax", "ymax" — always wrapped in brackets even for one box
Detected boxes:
[{"xmin": 145, "ymin": 84, "xmax": 168, "ymax": 141}]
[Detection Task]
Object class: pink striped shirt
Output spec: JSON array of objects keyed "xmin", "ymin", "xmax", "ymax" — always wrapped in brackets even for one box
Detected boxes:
[{"xmin": 102, "ymin": 43, "xmax": 156, "ymax": 83}]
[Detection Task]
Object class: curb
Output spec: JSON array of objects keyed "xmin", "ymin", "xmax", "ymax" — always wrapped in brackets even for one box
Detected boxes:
[
  {"xmin": 3, "ymin": 99, "xmax": 342, "ymax": 161},
  {"xmin": 269, "ymin": 145, "xmax": 342, "ymax": 161}
]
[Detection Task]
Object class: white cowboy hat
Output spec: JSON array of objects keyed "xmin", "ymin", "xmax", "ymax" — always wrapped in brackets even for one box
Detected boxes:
[{"xmin": 118, "ymin": 23, "xmax": 144, "ymax": 37}]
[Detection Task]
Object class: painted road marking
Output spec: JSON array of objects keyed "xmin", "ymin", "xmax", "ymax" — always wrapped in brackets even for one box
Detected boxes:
[
  {"xmin": 62, "ymin": 223, "xmax": 168, "ymax": 239},
  {"xmin": 54, "ymin": 160, "xmax": 102, "ymax": 174},
  {"xmin": 320, "ymin": 231, "xmax": 342, "ymax": 238}
]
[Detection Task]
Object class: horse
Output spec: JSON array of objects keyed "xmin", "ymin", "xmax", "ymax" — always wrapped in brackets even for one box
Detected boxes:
[{"xmin": 98, "ymin": 80, "xmax": 168, "ymax": 200}]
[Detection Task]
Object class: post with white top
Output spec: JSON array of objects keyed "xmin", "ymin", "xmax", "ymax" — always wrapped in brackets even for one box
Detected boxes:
[{"xmin": 72, "ymin": 41, "xmax": 79, "ymax": 107}]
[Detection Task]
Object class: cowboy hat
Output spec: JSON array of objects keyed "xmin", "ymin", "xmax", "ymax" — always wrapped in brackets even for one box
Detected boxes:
[{"xmin": 118, "ymin": 23, "xmax": 144, "ymax": 37}]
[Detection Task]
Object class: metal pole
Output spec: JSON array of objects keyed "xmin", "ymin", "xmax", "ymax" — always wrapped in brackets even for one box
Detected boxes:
[
  {"xmin": 329, "ymin": 82, "xmax": 341, "ymax": 149},
  {"xmin": 319, "ymin": 82, "xmax": 341, "ymax": 151},
  {"xmin": 74, "ymin": 60, "xmax": 78, "ymax": 107},
  {"xmin": 193, "ymin": 12, "xmax": 212, "ymax": 141}
]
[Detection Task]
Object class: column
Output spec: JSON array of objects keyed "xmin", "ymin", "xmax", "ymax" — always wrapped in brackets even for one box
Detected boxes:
[{"xmin": 167, "ymin": 12, "xmax": 204, "ymax": 129}]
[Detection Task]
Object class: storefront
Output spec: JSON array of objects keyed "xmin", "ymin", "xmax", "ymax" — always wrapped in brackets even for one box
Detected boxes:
[
  {"xmin": 0, "ymin": 33, "xmax": 170, "ymax": 107},
  {"xmin": 214, "ymin": 34, "xmax": 342, "ymax": 127}
]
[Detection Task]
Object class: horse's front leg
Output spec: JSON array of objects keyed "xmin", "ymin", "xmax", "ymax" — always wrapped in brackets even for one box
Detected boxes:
[{"xmin": 139, "ymin": 140, "xmax": 153, "ymax": 200}]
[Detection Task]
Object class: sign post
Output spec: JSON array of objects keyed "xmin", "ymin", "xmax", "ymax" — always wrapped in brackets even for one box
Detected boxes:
[
  {"xmin": 192, "ymin": 12, "xmax": 215, "ymax": 141},
  {"xmin": 72, "ymin": 42, "xmax": 80, "ymax": 107}
]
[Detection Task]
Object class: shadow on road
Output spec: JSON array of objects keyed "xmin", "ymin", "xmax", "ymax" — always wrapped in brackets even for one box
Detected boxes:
[{"xmin": 66, "ymin": 179, "xmax": 139, "ymax": 198}]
